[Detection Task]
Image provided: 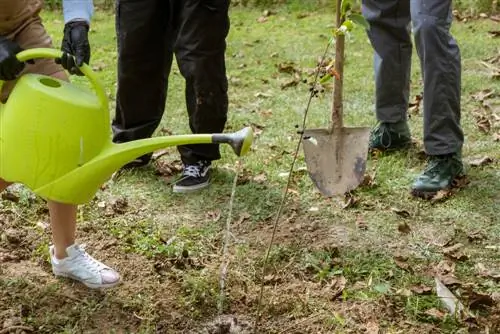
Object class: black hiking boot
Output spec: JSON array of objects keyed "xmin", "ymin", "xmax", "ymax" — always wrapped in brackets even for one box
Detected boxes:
[
  {"xmin": 411, "ymin": 153, "xmax": 465, "ymax": 199},
  {"xmin": 369, "ymin": 121, "xmax": 412, "ymax": 152}
]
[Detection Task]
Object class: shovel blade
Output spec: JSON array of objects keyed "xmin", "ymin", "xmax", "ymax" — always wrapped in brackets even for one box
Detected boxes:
[{"xmin": 302, "ymin": 126, "xmax": 371, "ymax": 197}]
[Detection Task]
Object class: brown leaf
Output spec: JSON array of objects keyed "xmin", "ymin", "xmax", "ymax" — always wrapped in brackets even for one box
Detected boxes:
[
  {"xmin": 467, "ymin": 230, "xmax": 487, "ymax": 243},
  {"xmin": 360, "ymin": 171, "xmax": 377, "ymax": 188},
  {"xmin": 476, "ymin": 115, "xmax": 492, "ymax": 133},
  {"xmin": 1, "ymin": 192, "xmax": 19, "ymax": 203},
  {"xmin": 356, "ymin": 216, "xmax": 368, "ymax": 230},
  {"xmin": 235, "ymin": 212, "xmax": 251, "ymax": 226},
  {"xmin": 398, "ymin": 222, "xmax": 412, "ymax": 234},
  {"xmin": 110, "ymin": 196, "xmax": 128, "ymax": 215},
  {"xmin": 280, "ymin": 78, "xmax": 300, "ymax": 90},
  {"xmin": 342, "ymin": 194, "xmax": 359, "ymax": 209},
  {"xmin": 252, "ymin": 173, "xmax": 267, "ymax": 184},
  {"xmin": 463, "ymin": 289, "xmax": 495, "ymax": 310},
  {"xmin": 328, "ymin": 275, "xmax": 347, "ymax": 300},
  {"xmin": 277, "ymin": 62, "xmax": 299, "ymax": 74},
  {"xmin": 365, "ymin": 321, "xmax": 380, "ymax": 334},
  {"xmin": 471, "ymin": 88, "xmax": 496, "ymax": 101},
  {"xmin": 424, "ymin": 308, "xmax": 446, "ymax": 319},
  {"xmin": 475, "ymin": 263, "xmax": 500, "ymax": 281},
  {"xmin": 408, "ymin": 93, "xmax": 423, "ymax": 115},
  {"xmin": 206, "ymin": 210, "xmax": 221, "ymax": 222},
  {"xmin": 392, "ymin": 208, "xmax": 411, "ymax": 219},
  {"xmin": 394, "ymin": 255, "xmax": 411, "ymax": 271},
  {"xmin": 469, "ymin": 156, "xmax": 495, "ymax": 167},
  {"xmin": 410, "ymin": 284, "xmax": 433, "ymax": 295},
  {"xmin": 488, "ymin": 30, "xmax": 500, "ymax": 37},
  {"xmin": 443, "ymin": 243, "xmax": 468, "ymax": 261},
  {"xmin": 431, "ymin": 190, "xmax": 452, "ymax": 203},
  {"xmin": 154, "ymin": 159, "xmax": 183, "ymax": 177}
]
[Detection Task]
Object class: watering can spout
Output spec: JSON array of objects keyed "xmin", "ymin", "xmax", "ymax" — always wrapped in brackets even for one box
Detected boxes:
[{"xmin": 33, "ymin": 127, "xmax": 254, "ymax": 205}]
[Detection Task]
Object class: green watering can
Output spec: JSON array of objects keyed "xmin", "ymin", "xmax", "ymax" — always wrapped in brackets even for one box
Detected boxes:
[{"xmin": 0, "ymin": 48, "xmax": 253, "ymax": 205}]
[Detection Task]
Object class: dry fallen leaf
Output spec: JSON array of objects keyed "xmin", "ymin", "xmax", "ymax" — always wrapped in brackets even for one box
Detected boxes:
[
  {"xmin": 206, "ymin": 210, "xmax": 221, "ymax": 222},
  {"xmin": 443, "ymin": 243, "xmax": 468, "ymax": 261},
  {"xmin": 471, "ymin": 88, "xmax": 496, "ymax": 101},
  {"xmin": 410, "ymin": 284, "xmax": 433, "ymax": 295},
  {"xmin": 425, "ymin": 308, "xmax": 446, "ymax": 320},
  {"xmin": 342, "ymin": 194, "xmax": 359, "ymax": 209},
  {"xmin": 392, "ymin": 208, "xmax": 411, "ymax": 219},
  {"xmin": 365, "ymin": 321, "xmax": 380, "ymax": 334},
  {"xmin": 394, "ymin": 255, "xmax": 411, "ymax": 271},
  {"xmin": 475, "ymin": 263, "xmax": 500, "ymax": 281},
  {"xmin": 1, "ymin": 192, "xmax": 19, "ymax": 203},
  {"xmin": 356, "ymin": 216, "xmax": 368, "ymax": 230},
  {"xmin": 397, "ymin": 222, "xmax": 412, "ymax": 234},
  {"xmin": 328, "ymin": 275, "xmax": 347, "ymax": 300},
  {"xmin": 469, "ymin": 156, "xmax": 495, "ymax": 167},
  {"xmin": 408, "ymin": 93, "xmax": 423, "ymax": 115},
  {"xmin": 252, "ymin": 173, "xmax": 267, "ymax": 183},
  {"xmin": 235, "ymin": 212, "xmax": 251, "ymax": 226}
]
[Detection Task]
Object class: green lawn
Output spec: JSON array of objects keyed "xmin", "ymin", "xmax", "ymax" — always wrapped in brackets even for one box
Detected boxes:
[{"xmin": 0, "ymin": 5, "xmax": 499, "ymax": 334}]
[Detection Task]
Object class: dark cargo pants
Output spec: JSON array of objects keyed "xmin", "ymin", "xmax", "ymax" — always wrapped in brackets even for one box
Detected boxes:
[
  {"xmin": 112, "ymin": 0, "xmax": 230, "ymax": 164},
  {"xmin": 361, "ymin": 0, "xmax": 464, "ymax": 155}
]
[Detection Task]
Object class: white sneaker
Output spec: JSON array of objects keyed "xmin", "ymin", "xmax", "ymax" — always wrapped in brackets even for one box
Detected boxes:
[{"xmin": 49, "ymin": 244, "xmax": 120, "ymax": 289}]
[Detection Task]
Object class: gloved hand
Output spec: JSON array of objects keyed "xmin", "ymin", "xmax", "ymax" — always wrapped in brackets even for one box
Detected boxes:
[
  {"xmin": 0, "ymin": 36, "xmax": 30, "ymax": 81},
  {"xmin": 56, "ymin": 20, "xmax": 91, "ymax": 76}
]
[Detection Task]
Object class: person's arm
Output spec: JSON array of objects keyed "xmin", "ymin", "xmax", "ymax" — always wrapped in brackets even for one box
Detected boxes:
[
  {"xmin": 62, "ymin": 0, "xmax": 94, "ymax": 24},
  {"xmin": 57, "ymin": 0, "xmax": 94, "ymax": 75}
]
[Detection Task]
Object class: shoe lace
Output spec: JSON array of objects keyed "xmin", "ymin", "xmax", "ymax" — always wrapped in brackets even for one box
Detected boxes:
[
  {"xmin": 422, "ymin": 156, "xmax": 446, "ymax": 177},
  {"xmin": 182, "ymin": 164, "xmax": 202, "ymax": 178},
  {"xmin": 374, "ymin": 123, "xmax": 392, "ymax": 148},
  {"xmin": 73, "ymin": 244, "xmax": 106, "ymax": 273}
]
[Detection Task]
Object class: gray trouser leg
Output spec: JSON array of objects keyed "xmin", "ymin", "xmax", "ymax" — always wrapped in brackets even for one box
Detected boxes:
[
  {"xmin": 361, "ymin": 0, "xmax": 413, "ymax": 123},
  {"xmin": 362, "ymin": 0, "xmax": 464, "ymax": 155},
  {"xmin": 411, "ymin": 0, "xmax": 464, "ymax": 155}
]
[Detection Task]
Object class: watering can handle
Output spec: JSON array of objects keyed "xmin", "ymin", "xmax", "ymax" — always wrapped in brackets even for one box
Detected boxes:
[{"xmin": 0, "ymin": 48, "xmax": 108, "ymax": 109}]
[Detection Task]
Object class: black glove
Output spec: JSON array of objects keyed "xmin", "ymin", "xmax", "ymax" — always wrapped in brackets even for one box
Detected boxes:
[
  {"xmin": 0, "ymin": 36, "xmax": 29, "ymax": 81},
  {"xmin": 57, "ymin": 20, "xmax": 91, "ymax": 76}
]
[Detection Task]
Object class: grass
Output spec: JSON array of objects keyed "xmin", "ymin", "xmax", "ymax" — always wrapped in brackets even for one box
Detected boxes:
[{"xmin": 1, "ymin": 4, "xmax": 499, "ymax": 334}]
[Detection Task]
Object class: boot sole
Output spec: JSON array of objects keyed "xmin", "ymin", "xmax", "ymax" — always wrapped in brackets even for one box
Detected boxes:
[
  {"xmin": 410, "ymin": 174, "xmax": 468, "ymax": 200},
  {"xmin": 53, "ymin": 270, "xmax": 121, "ymax": 289}
]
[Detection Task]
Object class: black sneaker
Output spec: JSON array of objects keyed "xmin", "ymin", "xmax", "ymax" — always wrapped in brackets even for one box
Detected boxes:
[{"xmin": 172, "ymin": 161, "xmax": 211, "ymax": 193}]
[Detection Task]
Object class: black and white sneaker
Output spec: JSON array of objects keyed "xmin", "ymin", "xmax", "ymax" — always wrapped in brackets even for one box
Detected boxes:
[{"xmin": 172, "ymin": 160, "xmax": 211, "ymax": 193}]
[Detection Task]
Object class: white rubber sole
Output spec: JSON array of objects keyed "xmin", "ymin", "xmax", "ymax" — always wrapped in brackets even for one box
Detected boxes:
[
  {"xmin": 52, "ymin": 270, "xmax": 121, "ymax": 289},
  {"xmin": 172, "ymin": 179, "xmax": 211, "ymax": 193}
]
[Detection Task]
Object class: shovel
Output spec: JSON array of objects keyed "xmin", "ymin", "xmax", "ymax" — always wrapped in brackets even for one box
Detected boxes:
[{"xmin": 302, "ymin": 0, "xmax": 371, "ymax": 197}]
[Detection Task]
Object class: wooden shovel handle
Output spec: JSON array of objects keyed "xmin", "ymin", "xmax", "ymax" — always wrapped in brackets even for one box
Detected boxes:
[{"xmin": 332, "ymin": 0, "xmax": 345, "ymax": 130}]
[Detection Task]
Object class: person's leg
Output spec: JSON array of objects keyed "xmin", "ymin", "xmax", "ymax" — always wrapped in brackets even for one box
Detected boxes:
[
  {"xmin": 361, "ymin": 0, "xmax": 413, "ymax": 150},
  {"xmin": 6, "ymin": 17, "xmax": 120, "ymax": 288},
  {"xmin": 111, "ymin": 0, "xmax": 173, "ymax": 168},
  {"xmin": 410, "ymin": 0, "xmax": 464, "ymax": 196},
  {"xmin": 171, "ymin": 0, "xmax": 230, "ymax": 193}
]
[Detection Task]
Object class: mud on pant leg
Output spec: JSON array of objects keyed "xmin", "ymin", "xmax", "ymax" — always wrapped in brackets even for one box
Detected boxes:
[
  {"xmin": 411, "ymin": 0, "xmax": 463, "ymax": 155},
  {"xmin": 362, "ymin": 0, "xmax": 412, "ymax": 123},
  {"xmin": 112, "ymin": 0, "xmax": 173, "ymax": 143},
  {"xmin": 173, "ymin": 0, "xmax": 230, "ymax": 165}
]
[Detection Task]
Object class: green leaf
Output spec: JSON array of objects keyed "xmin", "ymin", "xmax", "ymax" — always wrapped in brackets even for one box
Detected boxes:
[
  {"xmin": 373, "ymin": 282, "xmax": 390, "ymax": 294},
  {"xmin": 320, "ymin": 73, "xmax": 333, "ymax": 84},
  {"xmin": 342, "ymin": 20, "xmax": 354, "ymax": 32},
  {"xmin": 348, "ymin": 13, "xmax": 370, "ymax": 30},
  {"xmin": 340, "ymin": 0, "xmax": 352, "ymax": 16}
]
